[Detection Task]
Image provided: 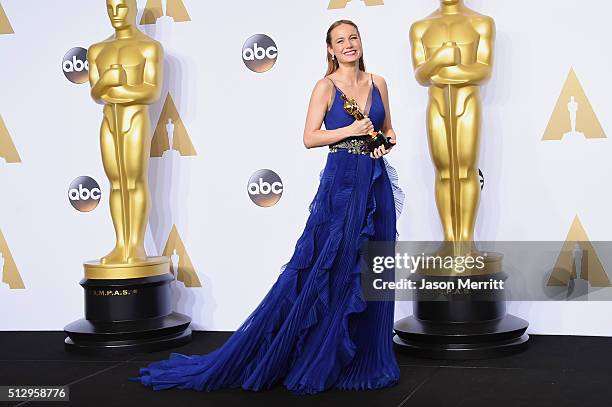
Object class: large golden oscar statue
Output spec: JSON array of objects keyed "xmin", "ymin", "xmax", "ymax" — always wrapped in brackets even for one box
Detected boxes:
[
  {"xmin": 86, "ymin": 0, "xmax": 167, "ymax": 277},
  {"xmin": 410, "ymin": 0, "xmax": 494, "ymax": 249},
  {"xmin": 64, "ymin": 0, "xmax": 191, "ymax": 354},
  {"xmin": 393, "ymin": 0, "xmax": 528, "ymax": 359}
]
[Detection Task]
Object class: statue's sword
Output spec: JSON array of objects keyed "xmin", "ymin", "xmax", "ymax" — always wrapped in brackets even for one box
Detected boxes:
[
  {"xmin": 112, "ymin": 99, "xmax": 130, "ymax": 260},
  {"xmin": 445, "ymin": 83, "xmax": 460, "ymax": 244}
]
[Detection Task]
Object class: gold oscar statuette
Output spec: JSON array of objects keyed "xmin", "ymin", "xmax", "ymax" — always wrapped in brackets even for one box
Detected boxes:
[
  {"xmin": 341, "ymin": 94, "xmax": 395, "ymax": 151},
  {"xmin": 410, "ymin": 0, "xmax": 497, "ymax": 263},
  {"xmin": 86, "ymin": 0, "xmax": 168, "ymax": 279}
]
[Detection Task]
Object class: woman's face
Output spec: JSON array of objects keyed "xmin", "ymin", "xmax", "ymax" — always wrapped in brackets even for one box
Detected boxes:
[{"xmin": 328, "ymin": 24, "xmax": 362, "ymax": 65}]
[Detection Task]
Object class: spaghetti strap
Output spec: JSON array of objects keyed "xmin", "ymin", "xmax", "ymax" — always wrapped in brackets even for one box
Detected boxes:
[
  {"xmin": 364, "ymin": 74, "xmax": 375, "ymax": 117},
  {"xmin": 370, "ymin": 73, "xmax": 377, "ymax": 89},
  {"xmin": 326, "ymin": 76, "xmax": 337, "ymax": 89},
  {"xmin": 325, "ymin": 77, "xmax": 338, "ymax": 112}
]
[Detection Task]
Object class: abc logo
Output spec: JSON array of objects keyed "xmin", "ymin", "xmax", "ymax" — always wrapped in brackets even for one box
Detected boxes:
[
  {"xmin": 242, "ymin": 34, "xmax": 278, "ymax": 73},
  {"xmin": 62, "ymin": 47, "xmax": 89, "ymax": 84},
  {"xmin": 68, "ymin": 176, "xmax": 101, "ymax": 212},
  {"xmin": 247, "ymin": 169, "xmax": 283, "ymax": 207}
]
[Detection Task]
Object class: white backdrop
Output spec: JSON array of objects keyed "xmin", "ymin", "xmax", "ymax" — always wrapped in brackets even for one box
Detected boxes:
[{"xmin": 1, "ymin": 0, "xmax": 612, "ymax": 336}]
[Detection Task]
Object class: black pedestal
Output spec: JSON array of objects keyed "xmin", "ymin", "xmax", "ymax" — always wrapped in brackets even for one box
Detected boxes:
[
  {"xmin": 394, "ymin": 272, "xmax": 529, "ymax": 359},
  {"xmin": 64, "ymin": 274, "xmax": 192, "ymax": 355}
]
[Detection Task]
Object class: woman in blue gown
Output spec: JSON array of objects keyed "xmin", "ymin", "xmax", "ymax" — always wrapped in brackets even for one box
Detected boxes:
[{"xmin": 132, "ymin": 19, "xmax": 405, "ymax": 395}]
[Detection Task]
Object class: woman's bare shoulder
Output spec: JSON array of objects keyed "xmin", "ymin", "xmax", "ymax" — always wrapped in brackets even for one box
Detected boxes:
[
  {"xmin": 314, "ymin": 77, "xmax": 335, "ymax": 91},
  {"xmin": 368, "ymin": 72, "xmax": 388, "ymax": 90}
]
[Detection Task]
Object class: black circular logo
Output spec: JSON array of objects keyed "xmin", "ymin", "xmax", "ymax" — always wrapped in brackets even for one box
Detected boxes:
[
  {"xmin": 247, "ymin": 170, "xmax": 283, "ymax": 207},
  {"xmin": 62, "ymin": 47, "xmax": 89, "ymax": 84},
  {"xmin": 242, "ymin": 34, "xmax": 278, "ymax": 73},
  {"xmin": 68, "ymin": 176, "xmax": 101, "ymax": 212}
]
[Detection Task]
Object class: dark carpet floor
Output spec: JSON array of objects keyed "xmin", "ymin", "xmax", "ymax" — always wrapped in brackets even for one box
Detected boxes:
[{"xmin": 0, "ymin": 332, "xmax": 611, "ymax": 407}]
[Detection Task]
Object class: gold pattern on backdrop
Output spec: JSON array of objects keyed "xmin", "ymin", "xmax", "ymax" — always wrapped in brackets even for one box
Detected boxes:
[
  {"xmin": 0, "ymin": 3, "xmax": 14, "ymax": 35},
  {"xmin": 140, "ymin": 0, "xmax": 191, "ymax": 25},
  {"xmin": 151, "ymin": 93, "xmax": 197, "ymax": 157},
  {"xmin": 0, "ymin": 115, "xmax": 20, "ymax": 163},
  {"xmin": 328, "ymin": 0, "xmax": 383, "ymax": 9},
  {"xmin": 0, "ymin": 230, "xmax": 24, "ymax": 289},
  {"xmin": 163, "ymin": 225, "xmax": 201, "ymax": 287},
  {"xmin": 410, "ymin": 0, "xmax": 495, "ymax": 246},
  {"xmin": 85, "ymin": 0, "xmax": 169, "ymax": 278},
  {"xmin": 543, "ymin": 68, "xmax": 606, "ymax": 141},
  {"xmin": 548, "ymin": 216, "xmax": 611, "ymax": 288}
]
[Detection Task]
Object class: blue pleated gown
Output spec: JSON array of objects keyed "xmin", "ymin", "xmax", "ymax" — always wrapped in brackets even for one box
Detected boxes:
[{"xmin": 132, "ymin": 76, "xmax": 405, "ymax": 394}]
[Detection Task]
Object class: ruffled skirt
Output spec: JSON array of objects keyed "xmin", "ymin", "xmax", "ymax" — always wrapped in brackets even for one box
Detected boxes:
[{"xmin": 132, "ymin": 151, "xmax": 405, "ymax": 395}]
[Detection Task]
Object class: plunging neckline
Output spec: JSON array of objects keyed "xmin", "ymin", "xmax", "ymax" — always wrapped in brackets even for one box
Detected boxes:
[{"xmin": 328, "ymin": 76, "xmax": 375, "ymax": 117}]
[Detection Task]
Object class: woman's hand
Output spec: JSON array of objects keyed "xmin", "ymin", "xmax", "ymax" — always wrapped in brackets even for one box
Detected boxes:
[
  {"xmin": 370, "ymin": 137, "xmax": 396, "ymax": 159},
  {"xmin": 348, "ymin": 118, "xmax": 374, "ymax": 137}
]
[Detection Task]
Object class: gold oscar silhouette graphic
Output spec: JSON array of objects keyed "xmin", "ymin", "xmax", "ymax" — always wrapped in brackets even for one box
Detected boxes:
[
  {"xmin": 0, "ymin": 229, "xmax": 24, "ymax": 289},
  {"xmin": 64, "ymin": 0, "xmax": 191, "ymax": 354},
  {"xmin": 328, "ymin": 0, "xmax": 384, "ymax": 9},
  {"xmin": 0, "ymin": 115, "xmax": 20, "ymax": 163},
  {"xmin": 140, "ymin": 0, "xmax": 191, "ymax": 25},
  {"xmin": 548, "ymin": 216, "xmax": 610, "ymax": 288},
  {"xmin": 543, "ymin": 68, "xmax": 606, "ymax": 141},
  {"xmin": 162, "ymin": 225, "xmax": 201, "ymax": 287},
  {"xmin": 394, "ymin": 0, "xmax": 528, "ymax": 359},
  {"xmin": 0, "ymin": 3, "xmax": 14, "ymax": 35},
  {"xmin": 150, "ymin": 93, "xmax": 197, "ymax": 157}
]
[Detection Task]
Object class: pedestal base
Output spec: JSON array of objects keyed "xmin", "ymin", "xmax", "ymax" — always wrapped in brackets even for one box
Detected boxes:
[
  {"xmin": 393, "ymin": 267, "xmax": 529, "ymax": 360},
  {"xmin": 64, "ymin": 260, "xmax": 192, "ymax": 355},
  {"xmin": 64, "ymin": 313, "xmax": 192, "ymax": 355},
  {"xmin": 393, "ymin": 314, "xmax": 529, "ymax": 360}
]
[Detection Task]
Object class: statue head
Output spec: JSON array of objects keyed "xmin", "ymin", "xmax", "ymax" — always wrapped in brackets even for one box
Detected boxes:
[
  {"xmin": 106, "ymin": 0, "xmax": 138, "ymax": 30},
  {"xmin": 440, "ymin": 0, "xmax": 462, "ymax": 6}
]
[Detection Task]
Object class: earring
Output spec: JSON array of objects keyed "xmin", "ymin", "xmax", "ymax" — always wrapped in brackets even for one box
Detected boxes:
[{"xmin": 332, "ymin": 54, "xmax": 336, "ymax": 61}]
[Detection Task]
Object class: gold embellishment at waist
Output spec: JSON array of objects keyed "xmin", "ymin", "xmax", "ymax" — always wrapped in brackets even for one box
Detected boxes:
[{"xmin": 329, "ymin": 137, "xmax": 371, "ymax": 155}]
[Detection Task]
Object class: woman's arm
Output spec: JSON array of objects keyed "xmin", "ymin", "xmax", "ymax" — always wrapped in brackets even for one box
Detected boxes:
[{"xmin": 303, "ymin": 79, "xmax": 371, "ymax": 149}]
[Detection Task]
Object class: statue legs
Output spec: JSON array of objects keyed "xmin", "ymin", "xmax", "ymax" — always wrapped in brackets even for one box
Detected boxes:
[
  {"xmin": 99, "ymin": 111, "xmax": 151, "ymax": 264},
  {"xmin": 456, "ymin": 94, "xmax": 481, "ymax": 242},
  {"xmin": 427, "ymin": 89, "xmax": 481, "ymax": 244},
  {"xmin": 427, "ymin": 98, "xmax": 455, "ymax": 241}
]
